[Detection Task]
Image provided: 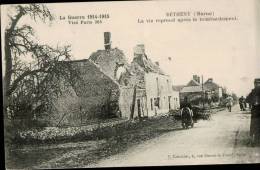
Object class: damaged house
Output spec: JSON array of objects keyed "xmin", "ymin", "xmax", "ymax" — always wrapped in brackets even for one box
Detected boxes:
[
  {"xmin": 48, "ymin": 59, "xmax": 123, "ymax": 126},
  {"xmin": 47, "ymin": 32, "xmax": 137, "ymax": 126},
  {"xmin": 45, "ymin": 32, "xmax": 180, "ymax": 126},
  {"xmin": 130, "ymin": 44, "xmax": 180, "ymax": 117}
]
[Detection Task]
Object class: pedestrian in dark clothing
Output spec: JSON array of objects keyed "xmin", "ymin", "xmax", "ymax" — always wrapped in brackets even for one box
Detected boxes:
[
  {"xmin": 180, "ymin": 96, "xmax": 192, "ymax": 110},
  {"xmin": 246, "ymin": 78, "xmax": 260, "ymax": 146},
  {"xmin": 180, "ymin": 96, "xmax": 194, "ymax": 128},
  {"xmin": 243, "ymin": 96, "xmax": 247, "ymax": 110},
  {"xmin": 239, "ymin": 96, "xmax": 246, "ymax": 111}
]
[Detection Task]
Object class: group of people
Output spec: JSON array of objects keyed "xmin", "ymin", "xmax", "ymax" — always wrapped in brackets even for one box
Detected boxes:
[
  {"xmin": 226, "ymin": 94, "xmax": 250, "ymax": 112},
  {"xmin": 179, "ymin": 78, "xmax": 260, "ymax": 146},
  {"xmin": 224, "ymin": 79, "xmax": 260, "ymax": 146}
]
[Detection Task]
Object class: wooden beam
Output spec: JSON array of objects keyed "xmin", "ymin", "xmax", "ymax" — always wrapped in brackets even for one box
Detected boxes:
[{"xmin": 130, "ymin": 85, "xmax": 137, "ymax": 119}]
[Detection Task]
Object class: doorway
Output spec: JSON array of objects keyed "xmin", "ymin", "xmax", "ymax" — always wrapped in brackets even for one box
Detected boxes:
[
  {"xmin": 137, "ymin": 99, "xmax": 141, "ymax": 118},
  {"xmin": 168, "ymin": 96, "xmax": 171, "ymax": 110}
]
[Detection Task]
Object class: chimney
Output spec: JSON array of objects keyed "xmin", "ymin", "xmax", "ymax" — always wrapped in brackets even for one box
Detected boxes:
[
  {"xmin": 155, "ymin": 61, "xmax": 159, "ymax": 66},
  {"xmin": 193, "ymin": 75, "xmax": 200, "ymax": 84},
  {"xmin": 134, "ymin": 44, "xmax": 145, "ymax": 55},
  {"xmin": 104, "ymin": 32, "xmax": 111, "ymax": 50},
  {"xmin": 193, "ymin": 75, "xmax": 197, "ymax": 81},
  {"xmin": 138, "ymin": 44, "xmax": 145, "ymax": 54}
]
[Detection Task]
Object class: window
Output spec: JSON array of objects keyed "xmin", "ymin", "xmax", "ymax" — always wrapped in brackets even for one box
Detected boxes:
[
  {"xmin": 154, "ymin": 97, "xmax": 160, "ymax": 109},
  {"xmin": 168, "ymin": 96, "xmax": 171, "ymax": 110}
]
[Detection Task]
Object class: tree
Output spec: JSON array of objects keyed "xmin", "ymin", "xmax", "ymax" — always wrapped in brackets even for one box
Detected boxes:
[
  {"xmin": 3, "ymin": 4, "xmax": 77, "ymax": 125},
  {"xmin": 221, "ymin": 87, "xmax": 228, "ymax": 98},
  {"xmin": 232, "ymin": 92, "xmax": 238, "ymax": 104}
]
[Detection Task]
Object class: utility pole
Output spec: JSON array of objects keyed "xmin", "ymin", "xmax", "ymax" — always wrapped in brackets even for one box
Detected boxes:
[{"xmin": 202, "ymin": 75, "xmax": 205, "ymax": 109}]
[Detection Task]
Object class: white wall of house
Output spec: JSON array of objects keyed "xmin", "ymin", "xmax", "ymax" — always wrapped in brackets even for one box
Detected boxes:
[
  {"xmin": 218, "ymin": 87, "xmax": 223, "ymax": 98},
  {"xmin": 172, "ymin": 90, "xmax": 180, "ymax": 110},
  {"xmin": 144, "ymin": 72, "xmax": 179, "ymax": 116}
]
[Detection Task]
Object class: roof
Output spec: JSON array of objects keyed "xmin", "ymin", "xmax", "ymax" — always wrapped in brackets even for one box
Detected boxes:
[
  {"xmin": 172, "ymin": 85, "xmax": 185, "ymax": 91},
  {"xmin": 60, "ymin": 59, "xmax": 120, "ymax": 97},
  {"xmin": 187, "ymin": 79, "xmax": 201, "ymax": 86},
  {"xmin": 203, "ymin": 79, "xmax": 221, "ymax": 91},
  {"xmin": 180, "ymin": 85, "xmax": 203, "ymax": 93},
  {"xmin": 131, "ymin": 54, "xmax": 166, "ymax": 75},
  {"xmin": 143, "ymin": 58, "xmax": 165, "ymax": 75},
  {"xmin": 89, "ymin": 48, "xmax": 131, "ymax": 78}
]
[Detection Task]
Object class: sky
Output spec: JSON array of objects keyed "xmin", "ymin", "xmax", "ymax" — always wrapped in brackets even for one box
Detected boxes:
[{"xmin": 2, "ymin": 0, "xmax": 260, "ymax": 97}]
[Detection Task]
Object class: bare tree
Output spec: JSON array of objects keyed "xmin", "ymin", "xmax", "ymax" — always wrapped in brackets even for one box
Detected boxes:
[{"xmin": 3, "ymin": 4, "xmax": 76, "ymax": 125}]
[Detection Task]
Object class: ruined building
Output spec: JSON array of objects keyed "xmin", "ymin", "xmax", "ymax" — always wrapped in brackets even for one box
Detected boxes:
[
  {"xmin": 131, "ymin": 44, "xmax": 180, "ymax": 116},
  {"xmin": 45, "ymin": 32, "xmax": 180, "ymax": 126}
]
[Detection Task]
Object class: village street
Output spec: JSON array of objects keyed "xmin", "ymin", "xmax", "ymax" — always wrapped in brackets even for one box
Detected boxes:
[{"xmin": 91, "ymin": 105, "xmax": 260, "ymax": 167}]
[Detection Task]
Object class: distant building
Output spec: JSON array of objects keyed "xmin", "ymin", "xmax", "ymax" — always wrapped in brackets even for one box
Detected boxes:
[
  {"xmin": 175, "ymin": 75, "xmax": 223, "ymax": 106},
  {"xmin": 203, "ymin": 78, "xmax": 223, "ymax": 102},
  {"xmin": 179, "ymin": 75, "xmax": 203, "ymax": 105}
]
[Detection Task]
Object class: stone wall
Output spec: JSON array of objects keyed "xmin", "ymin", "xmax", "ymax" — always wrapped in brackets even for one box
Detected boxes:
[{"xmin": 119, "ymin": 87, "xmax": 135, "ymax": 118}]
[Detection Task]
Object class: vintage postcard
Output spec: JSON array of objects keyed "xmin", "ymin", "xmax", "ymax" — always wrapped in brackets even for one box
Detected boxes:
[{"xmin": 1, "ymin": 0, "xmax": 260, "ymax": 168}]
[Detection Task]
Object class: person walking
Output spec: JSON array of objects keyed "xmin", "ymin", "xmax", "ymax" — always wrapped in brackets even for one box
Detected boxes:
[
  {"xmin": 239, "ymin": 96, "xmax": 246, "ymax": 111},
  {"xmin": 246, "ymin": 78, "xmax": 260, "ymax": 146},
  {"xmin": 180, "ymin": 96, "xmax": 192, "ymax": 110},
  {"xmin": 242, "ymin": 96, "xmax": 247, "ymax": 109},
  {"xmin": 226, "ymin": 95, "xmax": 233, "ymax": 112}
]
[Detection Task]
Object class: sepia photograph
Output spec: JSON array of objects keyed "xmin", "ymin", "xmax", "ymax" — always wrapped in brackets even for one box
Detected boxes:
[{"xmin": 1, "ymin": 0, "xmax": 260, "ymax": 169}]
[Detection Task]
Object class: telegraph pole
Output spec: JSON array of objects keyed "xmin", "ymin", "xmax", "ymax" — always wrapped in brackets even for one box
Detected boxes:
[{"xmin": 202, "ymin": 75, "xmax": 205, "ymax": 109}]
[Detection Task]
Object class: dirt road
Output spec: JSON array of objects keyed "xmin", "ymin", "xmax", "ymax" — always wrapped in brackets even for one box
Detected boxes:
[{"xmin": 92, "ymin": 105, "xmax": 260, "ymax": 167}]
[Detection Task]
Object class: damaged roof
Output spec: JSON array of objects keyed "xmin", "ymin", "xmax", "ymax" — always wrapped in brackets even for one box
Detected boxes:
[
  {"xmin": 131, "ymin": 54, "xmax": 166, "ymax": 75},
  {"xmin": 88, "ymin": 48, "xmax": 133, "ymax": 80},
  {"xmin": 58, "ymin": 59, "xmax": 120, "ymax": 98}
]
